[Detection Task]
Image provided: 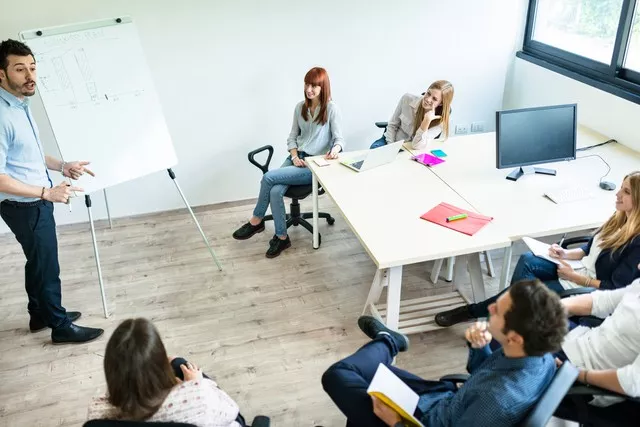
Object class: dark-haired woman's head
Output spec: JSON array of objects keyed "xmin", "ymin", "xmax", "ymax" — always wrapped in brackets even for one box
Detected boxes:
[{"xmin": 104, "ymin": 318, "xmax": 178, "ymax": 420}]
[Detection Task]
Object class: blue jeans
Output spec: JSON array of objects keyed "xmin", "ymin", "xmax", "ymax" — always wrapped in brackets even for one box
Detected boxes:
[
  {"xmin": 0, "ymin": 200, "xmax": 70, "ymax": 329},
  {"xmin": 469, "ymin": 252, "xmax": 564, "ymax": 318},
  {"xmin": 322, "ymin": 336, "xmax": 455, "ymax": 427},
  {"xmin": 370, "ymin": 134, "xmax": 386, "ymax": 149},
  {"xmin": 252, "ymin": 155, "xmax": 312, "ymax": 237}
]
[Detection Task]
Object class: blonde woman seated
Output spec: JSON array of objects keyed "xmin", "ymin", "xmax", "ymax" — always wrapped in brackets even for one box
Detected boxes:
[
  {"xmin": 371, "ymin": 80, "xmax": 454, "ymax": 151},
  {"xmin": 88, "ymin": 318, "xmax": 245, "ymax": 426}
]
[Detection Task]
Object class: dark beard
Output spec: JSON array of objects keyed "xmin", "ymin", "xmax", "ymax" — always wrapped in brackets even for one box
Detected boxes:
[{"xmin": 6, "ymin": 75, "xmax": 36, "ymax": 97}]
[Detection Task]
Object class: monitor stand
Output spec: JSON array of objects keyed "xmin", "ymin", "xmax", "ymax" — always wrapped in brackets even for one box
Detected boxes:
[{"xmin": 506, "ymin": 166, "xmax": 556, "ymax": 181}]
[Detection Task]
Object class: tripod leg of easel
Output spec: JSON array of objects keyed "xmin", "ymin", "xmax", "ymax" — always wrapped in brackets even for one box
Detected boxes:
[
  {"xmin": 103, "ymin": 189, "xmax": 113, "ymax": 229},
  {"xmin": 86, "ymin": 195, "xmax": 109, "ymax": 318},
  {"xmin": 167, "ymin": 169, "xmax": 222, "ymax": 271}
]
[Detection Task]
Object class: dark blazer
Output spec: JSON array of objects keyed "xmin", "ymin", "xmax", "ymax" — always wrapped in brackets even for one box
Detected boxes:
[{"xmin": 582, "ymin": 233, "xmax": 640, "ymax": 290}]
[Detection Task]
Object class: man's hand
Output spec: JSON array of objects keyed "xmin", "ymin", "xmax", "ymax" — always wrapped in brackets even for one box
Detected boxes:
[
  {"xmin": 63, "ymin": 161, "xmax": 95, "ymax": 180},
  {"xmin": 43, "ymin": 182, "xmax": 83, "ymax": 203},
  {"xmin": 465, "ymin": 321, "xmax": 492, "ymax": 349},
  {"xmin": 371, "ymin": 396, "xmax": 402, "ymax": 426}
]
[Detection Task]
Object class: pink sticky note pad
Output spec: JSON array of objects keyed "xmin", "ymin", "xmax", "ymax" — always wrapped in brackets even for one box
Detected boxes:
[{"xmin": 412, "ymin": 153, "xmax": 445, "ymax": 167}]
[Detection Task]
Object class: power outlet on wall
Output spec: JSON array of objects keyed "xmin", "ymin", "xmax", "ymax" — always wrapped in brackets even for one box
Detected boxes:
[
  {"xmin": 455, "ymin": 124, "xmax": 469, "ymax": 135},
  {"xmin": 471, "ymin": 121, "xmax": 485, "ymax": 133}
]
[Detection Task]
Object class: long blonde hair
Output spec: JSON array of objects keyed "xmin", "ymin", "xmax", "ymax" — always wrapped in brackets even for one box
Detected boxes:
[
  {"xmin": 598, "ymin": 171, "xmax": 640, "ymax": 253},
  {"xmin": 412, "ymin": 80, "xmax": 454, "ymax": 140}
]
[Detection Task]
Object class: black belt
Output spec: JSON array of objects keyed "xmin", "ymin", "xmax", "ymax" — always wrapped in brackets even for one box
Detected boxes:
[{"xmin": 1, "ymin": 199, "xmax": 45, "ymax": 208}]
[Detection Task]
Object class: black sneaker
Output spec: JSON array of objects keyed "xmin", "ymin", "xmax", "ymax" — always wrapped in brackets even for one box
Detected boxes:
[
  {"xmin": 30, "ymin": 311, "xmax": 82, "ymax": 333},
  {"xmin": 434, "ymin": 305, "xmax": 475, "ymax": 327},
  {"xmin": 358, "ymin": 315, "xmax": 409, "ymax": 352},
  {"xmin": 232, "ymin": 220, "xmax": 265, "ymax": 240},
  {"xmin": 266, "ymin": 235, "xmax": 291, "ymax": 258}
]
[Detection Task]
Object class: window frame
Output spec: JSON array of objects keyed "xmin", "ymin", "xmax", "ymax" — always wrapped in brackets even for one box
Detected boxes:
[{"xmin": 521, "ymin": 0, "xmax": 640, "ymax": 105}]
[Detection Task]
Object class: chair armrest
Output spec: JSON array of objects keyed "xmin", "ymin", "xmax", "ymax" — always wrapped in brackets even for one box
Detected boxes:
[
  {"xmin": 248, "ymin": 145, "xmax": 274, "ymax": 175},
  {"xmin": 375, "ymin": 121, "xmax": 388, "ymax": 129},
  {"xmin": 559, "ymin": 287, "xmax": 596, "ymax": 298},
  {"xmin": 568, "ymin": 384, "xmax": 640, "ymax": 403},
  {"xmin": 439, "ymin": 373, "xmax": 470, "ymax": 383},
  {"xmin": 560, "ymin": 236, "xmax": 591, "ymax": 249},
  {"xmin": 251, "ymin": 415, "xmax": 271, "ymax": 427}
]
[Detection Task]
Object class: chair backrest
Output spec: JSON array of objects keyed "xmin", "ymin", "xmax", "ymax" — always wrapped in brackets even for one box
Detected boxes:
[{"xmin": 520, "ymin": 362, "xmax": 579, "ymax": 427}]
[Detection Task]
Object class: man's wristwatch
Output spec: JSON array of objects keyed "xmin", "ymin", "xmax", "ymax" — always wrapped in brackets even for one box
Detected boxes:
[
  {"xmin": 60, "ymin": 161, "xmax": 66, "ymax": 175},
  {"xmin": 291, "ymin": 156, "xmax": 299, "ymax": 161}
]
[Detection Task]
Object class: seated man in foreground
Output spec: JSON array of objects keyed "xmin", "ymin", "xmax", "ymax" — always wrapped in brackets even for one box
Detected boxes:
[{"xmin": 322, "ymin": 280, "xmax": 567, "ymax": 427}]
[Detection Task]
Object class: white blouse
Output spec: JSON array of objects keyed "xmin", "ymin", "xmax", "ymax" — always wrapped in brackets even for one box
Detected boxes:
[
  {"xmin": 384, "ymin": 93, "xmax": 444, "ymax": 150},
  {"xmin": 559, "ymin": 234, "xmax": 603, "ymax": 290},
  {"xmin": 87, "ymin": 379, "xmax": 241, "ymax": 427}
]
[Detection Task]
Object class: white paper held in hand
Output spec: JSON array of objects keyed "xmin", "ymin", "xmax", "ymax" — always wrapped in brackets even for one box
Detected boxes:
[
  {"xmin": 522, "ymin": 237, "xmax": 584, "ymax": 269},
  {"xmin": 367, "ymin": 363, "xmax": 425, "ymax": 427}
]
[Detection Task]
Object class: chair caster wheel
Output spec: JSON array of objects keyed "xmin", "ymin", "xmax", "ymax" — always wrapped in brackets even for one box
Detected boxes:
[{"xmin": 327, "ymin": 217, "xmax": 335, "ymax": 225}]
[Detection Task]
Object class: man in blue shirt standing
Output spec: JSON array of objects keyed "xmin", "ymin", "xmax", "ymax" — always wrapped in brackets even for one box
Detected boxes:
[
  {"xmin": 322, "ymin": 279, "xmax": 568, "ymax": 427},
  {"xmin": 0, "ymin": 39, "xmax": 103, "ymax": 344}
]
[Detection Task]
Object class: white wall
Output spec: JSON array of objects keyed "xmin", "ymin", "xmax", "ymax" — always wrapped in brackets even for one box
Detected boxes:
[
  {"xmin": 0, "ymin": 0, "xmax": 528, "ymax": 234},
  {"xmin": 504, "ymin": 58, "xmax": 640, "ymax": 152}
]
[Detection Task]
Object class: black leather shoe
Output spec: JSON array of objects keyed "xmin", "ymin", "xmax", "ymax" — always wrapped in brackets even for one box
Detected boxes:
[
  {"xmin": 51, "ymin": 323, "xmax": 104, "ymax": 344},
  {"xmin": 232, "ymin": 221, "xmax": 265, "ymax": 240},
  {"xmin": 265, "ymin": 235, "xmax": 291, "ymax": 258},
  {"xmin": 30, "ymin": 311, "xmax": 82, "ymax": 333},
  {"xmin": 358, "ymin": 315, "xmax": 409, "ymax": 352},
  {"xmin": 435, "ymin": 305, "xmax": 475, "ymax": 327}
]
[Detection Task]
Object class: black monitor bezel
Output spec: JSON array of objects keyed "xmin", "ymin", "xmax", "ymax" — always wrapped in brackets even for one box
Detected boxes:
[{"xmin": 495, "ymin": 103, "xmax": 577, "ymax": 170}]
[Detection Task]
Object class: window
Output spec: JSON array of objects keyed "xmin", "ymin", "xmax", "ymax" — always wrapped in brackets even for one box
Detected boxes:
[
  {"xmin": 522, "ymin": 0, "xmax": 640, "ymax": 104},
  {"xmin": 624, "ymin": 3, "xmax": 640, "ymax": 72}
]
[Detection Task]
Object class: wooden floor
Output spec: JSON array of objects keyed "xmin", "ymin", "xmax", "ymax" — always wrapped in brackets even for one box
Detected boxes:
[{"xmin": 0, "ymin": 197, "xmax": 574, "ymax": 427}]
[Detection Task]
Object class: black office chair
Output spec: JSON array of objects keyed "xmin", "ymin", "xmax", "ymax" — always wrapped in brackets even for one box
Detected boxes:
[
  {"xmin": 248, "ymin": 145, "xmax": 335, "ymax": 247},
  {"xmin": 84, "ymin": 415, "xmax": 271, "ymax": 427},
  {"xmin": 553, "ymin": 383, "xmax": 640, "ymax": 426},
  {"xmin": 439, "ymin": 362, "xmax": 579, "ymax": 427}
]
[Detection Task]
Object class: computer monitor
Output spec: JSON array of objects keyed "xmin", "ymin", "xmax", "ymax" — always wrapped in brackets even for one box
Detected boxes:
[{"xmin": 496, "ymin": 104, "xmax": 577, "ymax": 181}]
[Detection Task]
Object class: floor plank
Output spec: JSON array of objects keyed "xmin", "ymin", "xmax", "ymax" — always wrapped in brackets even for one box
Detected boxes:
[{"xmin": 0, "ymin": 198, "xmax": 580, "ymax": 426}]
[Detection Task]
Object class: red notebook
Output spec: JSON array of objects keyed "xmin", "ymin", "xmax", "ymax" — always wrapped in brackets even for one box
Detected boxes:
[{"xmin": 421, "ymin": 202, "xmax": 493, "ymax": 236}]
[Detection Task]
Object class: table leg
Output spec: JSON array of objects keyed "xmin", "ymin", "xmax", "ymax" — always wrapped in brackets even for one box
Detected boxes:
[
  {"xmin": 499, "ymin": 244, "xmax": 513, "ymax": 292},
  {"xmin": 385, "ymin": 266, "xmax": 403, "ymax": 330},
  {"xmin": 363, "ymin": 269, "xmax": 388, "ymax": 316},
  {"xmin": 468, "ymin": 253, "xmax": 486, "ymax": 302},
  {"xmin": 312, "ymin": 173, "xmax": 319, "ymax": 249}
]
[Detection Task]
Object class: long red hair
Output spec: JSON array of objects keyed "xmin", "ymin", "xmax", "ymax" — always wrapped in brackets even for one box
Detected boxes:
[{"xmin": 301, "ymin": 67, "xmax": 331, "ymax": 125}]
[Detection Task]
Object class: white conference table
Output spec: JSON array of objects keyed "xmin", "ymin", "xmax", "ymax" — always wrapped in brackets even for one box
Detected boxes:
[
  {"xmin": 425, "ymin": 126, "xmax": 640, "ymax": 290},
  {"xmin": 307, "ymin": 149, "xmax": 510, "ymax": 333}
]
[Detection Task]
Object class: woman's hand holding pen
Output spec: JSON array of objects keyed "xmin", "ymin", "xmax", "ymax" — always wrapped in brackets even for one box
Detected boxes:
[{"xmin": 548, "ymin": 244, "xmax": 567, "ymax": 259}]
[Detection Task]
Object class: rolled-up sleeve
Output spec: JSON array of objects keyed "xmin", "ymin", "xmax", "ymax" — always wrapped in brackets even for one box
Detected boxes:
[
  {"xmin": 411, "ymin": 124, "xmax": 443, "ymax": 150},
  {"xmin": 286, "ymin": 104, "xmax": 301, "ymax": 151},
  {"xmin": 329, "ymin": 103, "xmax": 345, "ymax": 150},
  {"xmin": 617, "ymin": 353, "xmax": 640, "ymax": 398},
  {"xmin": 591, "ymin": 284, "xmax": 630, "ymax": 318}
]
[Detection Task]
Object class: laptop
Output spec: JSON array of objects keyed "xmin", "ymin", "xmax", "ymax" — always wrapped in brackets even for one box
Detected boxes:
[{"xmin": 340, "ymin": 141, "xmax": 404, "ymax": 172}]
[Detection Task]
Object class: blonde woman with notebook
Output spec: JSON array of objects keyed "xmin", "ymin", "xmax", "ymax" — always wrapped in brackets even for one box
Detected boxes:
[{"xmin": 436, "ymin": 171, "xmax": 640, "ymax": 327}]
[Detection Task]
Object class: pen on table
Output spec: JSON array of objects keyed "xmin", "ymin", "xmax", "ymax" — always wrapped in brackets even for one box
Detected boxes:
[{"xmin": 446, "ymin": 213, "xmax": 468, "ymax": 222}]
